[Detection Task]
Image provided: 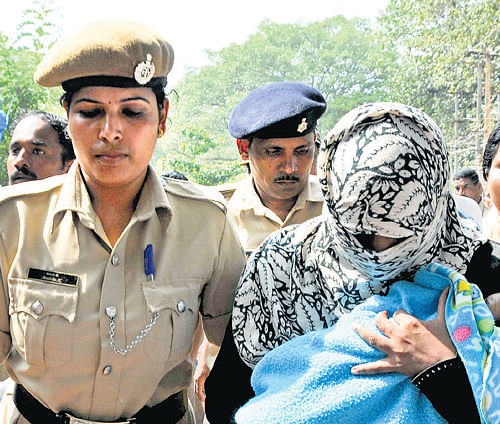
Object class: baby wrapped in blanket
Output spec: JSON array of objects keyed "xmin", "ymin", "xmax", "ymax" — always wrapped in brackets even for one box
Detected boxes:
[{"xmin": 235, "ymin": 263, "xmax": 499, "ymax": 424}]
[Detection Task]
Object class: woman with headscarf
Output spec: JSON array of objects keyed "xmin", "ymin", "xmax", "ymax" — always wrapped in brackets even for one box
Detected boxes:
[{"xmin": 226, "ymin": 102, "xmax": 500, "ymax": 422}]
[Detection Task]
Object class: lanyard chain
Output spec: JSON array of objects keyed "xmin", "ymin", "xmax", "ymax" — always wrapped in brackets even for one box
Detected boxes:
[{"xmin": 108, "ymin": 311, "xmax": 160, "ymax": 355}]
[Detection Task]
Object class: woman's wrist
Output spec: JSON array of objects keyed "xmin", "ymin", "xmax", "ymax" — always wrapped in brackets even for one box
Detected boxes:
[{"xmin": 411, "ymin": 356, "xmax": 459, "ymax": 388}]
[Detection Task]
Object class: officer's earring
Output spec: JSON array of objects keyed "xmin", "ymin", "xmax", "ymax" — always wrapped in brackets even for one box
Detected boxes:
[{"xmin": 157, "ymin": 127, "xmax": 164, "ymax": 138}]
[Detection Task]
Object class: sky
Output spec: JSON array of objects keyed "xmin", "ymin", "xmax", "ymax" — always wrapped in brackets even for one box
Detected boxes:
[{"xmin": 1, "ymin": 0, "xmax": 390, "ymax": 85}]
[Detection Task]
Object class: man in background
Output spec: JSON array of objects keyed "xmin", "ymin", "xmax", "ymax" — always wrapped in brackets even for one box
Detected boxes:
[
  {"xmin": 7, "ymin": 111, "xmax": 74, "ymax": 185},
  {"xmin": 454, "ymin": 167, "xmax": 484, "ymax": 209}
]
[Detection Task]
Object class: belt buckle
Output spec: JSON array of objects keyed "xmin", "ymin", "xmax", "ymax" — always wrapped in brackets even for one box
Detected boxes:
[{"xmin": 63, "ymin": 412, "xmax": 135, "ymax": 424}]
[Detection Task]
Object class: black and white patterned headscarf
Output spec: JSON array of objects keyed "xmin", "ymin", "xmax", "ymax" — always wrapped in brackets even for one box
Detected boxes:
[{"xmin": 233, "ymin": 102, "xmax": 484, "ymax": 367}]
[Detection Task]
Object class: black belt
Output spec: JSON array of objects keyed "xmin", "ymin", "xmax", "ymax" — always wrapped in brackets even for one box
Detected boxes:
[{"xmin": 14, "ymin": 384, "xmax": 186, "ymax": 424}]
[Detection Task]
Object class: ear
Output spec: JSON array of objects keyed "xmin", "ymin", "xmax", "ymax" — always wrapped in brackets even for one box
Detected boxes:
[
  {"xmin": 236, "ymin": 138, "xmax": 250, "ymax": 160},
  {"xmin": 483, "ymin": 181, "xmax": 493, "ymax": 209},
  {"xmin": 63, "ymin": 101, "xmax": 70, "ymax": 117},
  {"xmin": 63, "ymin": 159, "xmax": 74, "ymax": 173},
  {"xmin": 158, "ymin": 99, "xmax": 169, "ymax": 137}
]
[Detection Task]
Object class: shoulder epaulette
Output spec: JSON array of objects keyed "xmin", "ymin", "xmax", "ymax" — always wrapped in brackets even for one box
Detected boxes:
[
  {"xmin": 213, "ymin": 182, "xmax": 240, "ymax": 202},
  {"xmin": 0, "ymin": 174, "xmax": 65, "ymax": 205}
]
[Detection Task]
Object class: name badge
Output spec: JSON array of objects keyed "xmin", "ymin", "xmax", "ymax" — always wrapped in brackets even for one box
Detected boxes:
[{"xmin": 28, "ymin": 268, "xmax": 79, "ymax": 287}]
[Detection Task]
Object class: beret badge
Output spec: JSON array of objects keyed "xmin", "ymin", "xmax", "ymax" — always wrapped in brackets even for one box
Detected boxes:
[
  {"xmin": 134, "ymin": 53, "xmax": 155, "ymax": 85},
  {"xmin": 297, "ymin": 117, "xmax": 308, "ymax": 133}
]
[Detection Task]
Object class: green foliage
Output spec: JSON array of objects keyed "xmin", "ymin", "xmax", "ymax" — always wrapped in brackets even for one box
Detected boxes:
[
  {"xmin": 163, "ymin": 16, "xmax": 391, "ymax": 184},
  {"xmin": 14, "ymin": 0, "xmax": 62, "ymax": 52},
  {"xmin": 153, "ymin": 126, "xmax": 241, "ymax": 185},
  {"xmin": 378, "ymin": 0, "xmax": 500, "ymax": 170},
  {"xmin": 0, "ymin": 0, "xmax": 63, "ymax": 186}
]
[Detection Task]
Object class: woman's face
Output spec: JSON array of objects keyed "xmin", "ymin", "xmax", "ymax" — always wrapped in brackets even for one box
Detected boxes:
[
  {"xmin": 66, "ymin": 86, "xmax": 167, "ymax": 191},
  {"xmin": 486, "ymin": 146, "xmax": 500, "ymax": 211}
]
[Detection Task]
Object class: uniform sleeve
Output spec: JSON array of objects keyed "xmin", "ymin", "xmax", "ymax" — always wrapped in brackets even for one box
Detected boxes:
[
  {"xmin": 0, "ymin": 233, "xmax": 11, "ymax": 361},
  {"xmin": 200, "ymin": 215, "xmax": 245, "ymax": 346}
]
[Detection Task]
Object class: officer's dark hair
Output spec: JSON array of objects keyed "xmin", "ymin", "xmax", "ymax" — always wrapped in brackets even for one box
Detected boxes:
[
  {"xmin": 11, "ymin": 110, "xmax": 75, "ymax": 166},
  {"xmin": 482, "ymin": 125, "xmax": 500, "ymax": 181},
  {"xmin": 453, "ymin": 167, "xmax": 480, "ymax": 185},
  {"xmin": 162, "ymin": 169, "xmax": 188, "ymax": 181}
]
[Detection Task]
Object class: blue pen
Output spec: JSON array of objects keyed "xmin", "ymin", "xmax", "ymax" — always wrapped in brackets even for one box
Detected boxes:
[{"xmin": 144, "ymin": 244, "xmax": 155, "ymax": 281}]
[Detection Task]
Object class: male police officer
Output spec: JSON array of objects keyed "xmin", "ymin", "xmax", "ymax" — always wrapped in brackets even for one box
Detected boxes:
[
  {"xmin": 7, "ymin": 111, "xmax": 75, "ymax": 185},
  {"xmin": 219, "ymin": 81, "xmax": 326, "ymax": 256}
]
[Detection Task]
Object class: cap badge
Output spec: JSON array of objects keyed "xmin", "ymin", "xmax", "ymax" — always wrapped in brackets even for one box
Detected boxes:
[
  {"xmin": 297, "ymin": 117, "xmax": 308, "ymax": 133},
  {"xmin": 134, "ymin": 53, "xmax": 155, "ymax": 85}
]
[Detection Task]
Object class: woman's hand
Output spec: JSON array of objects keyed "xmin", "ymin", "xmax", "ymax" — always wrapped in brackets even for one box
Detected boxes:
[
  {"xmin": 351, "ymin": 287, "xmax": 456, "ymax": 377},
  {"xmin": 193, "ymin": 337, "xmax": 211, "ymax": 403}
]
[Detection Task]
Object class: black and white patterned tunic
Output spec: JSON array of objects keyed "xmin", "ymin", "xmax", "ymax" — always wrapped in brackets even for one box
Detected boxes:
[{"xmin": 233, "ymin": 102, "xmax": 485, "ymax": 367}]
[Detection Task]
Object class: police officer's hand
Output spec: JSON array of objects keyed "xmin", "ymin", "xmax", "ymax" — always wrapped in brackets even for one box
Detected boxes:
[
  {"xmin": 193, "ymin": 338, "xmax": 211, "ymax": 403},
  {"xmin": 350, "ymin": 287, "xmax": 456, "ymax": 377},
  {"xmin": 193, "ymin": 360, "xmax": 210, "ymax": 404}
]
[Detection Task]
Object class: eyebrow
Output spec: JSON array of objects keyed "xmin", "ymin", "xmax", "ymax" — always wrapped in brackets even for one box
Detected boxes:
[
  {"xmin": 10, "ymin": 140, "xmax": 48, "ymax": 148},
  {"xmin": 73, "ymin": 96, "xmax": 152, "ymax": 105}
]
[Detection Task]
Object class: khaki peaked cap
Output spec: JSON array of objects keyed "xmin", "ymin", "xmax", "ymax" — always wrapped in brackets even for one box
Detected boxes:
[{"xmin": 35, "ymin": 19, "xmax": 174, "ymax": 88}]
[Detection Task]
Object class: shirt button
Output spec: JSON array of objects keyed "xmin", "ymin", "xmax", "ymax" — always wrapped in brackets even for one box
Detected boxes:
[
  {"xmin": 103, "ymin": 365, "xmax": 112, "ymax": 375},
  {"xmin": 106, "ymin": 306, "xmax": 117, "ymax": 318},
  {"xmin": 177, "ymin": 300, "xmax": 186, "ymax": 313},
  {"xmin": 111, "ymin": 254, "xmax": 120, "ymax": 266},
  {"xmin": 31, "ymin": 300, "xmax": 44, "ymax": 315}
]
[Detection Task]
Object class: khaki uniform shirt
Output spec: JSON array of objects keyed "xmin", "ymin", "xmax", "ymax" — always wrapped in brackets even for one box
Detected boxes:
[
  {"xmin": 0, "ymin": 164, "xmax": 245, "ymax": 421},
  {"xmin": 220, "ymin": 175, "xmax": 324, "ymax": 254}
]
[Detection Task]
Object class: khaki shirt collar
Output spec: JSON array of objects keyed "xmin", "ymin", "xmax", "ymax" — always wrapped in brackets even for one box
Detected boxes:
[
  {"xmin": 230, "ymin": 174, "xmax": 323, "ymax": 217},
  {"xmin": 52, "ymin": 162, "xmax": 171, "ymax": 232}
]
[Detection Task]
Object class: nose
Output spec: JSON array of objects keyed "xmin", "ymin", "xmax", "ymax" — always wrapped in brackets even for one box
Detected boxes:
[
  {"xmin": 13, "ymin": 149, "xmax": 31, "ymax": 170},
  {"xmin": 99, "ymin": 114, "xmax": 122, "ymax": 143},
  {"xmin": 455, "ymin": 186, "xmax": 464, "ymax": 196},
  {"xmin": 280, "ymin": 153, "xmax": 298, "ymax": 174}
]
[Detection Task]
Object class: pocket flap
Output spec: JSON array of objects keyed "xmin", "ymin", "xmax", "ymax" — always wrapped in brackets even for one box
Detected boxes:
[
  {"xmin": 141, "ymin": 279, "xmax": 199, "ymax": 314},
  {"xmin": 9, "ymin": 277, "xmax": 78, "ymax": 322}
]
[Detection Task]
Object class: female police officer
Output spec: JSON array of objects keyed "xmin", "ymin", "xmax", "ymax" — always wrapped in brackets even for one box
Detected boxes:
[{"xmin": 0, "ymin": 19, "xmax": 245, "ymax": 424}]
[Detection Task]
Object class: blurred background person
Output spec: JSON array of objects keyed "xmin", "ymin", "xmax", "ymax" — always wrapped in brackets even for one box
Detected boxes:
[
  {"xmin": 453, "ymin": 167, "xmax": 486, "ymax": 213},
  {"xmin": 7, "ymin": 111, "xmax": 74, "ymax": 185}
]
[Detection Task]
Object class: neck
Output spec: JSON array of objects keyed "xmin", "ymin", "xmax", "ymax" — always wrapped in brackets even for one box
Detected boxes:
[
  {"xmin": 83, "ymin": 171, "xmax": 146, "ymax": 246},
  {"xmin": 259, "ymin": 193, "xmax": 297, "ymax": 222}
]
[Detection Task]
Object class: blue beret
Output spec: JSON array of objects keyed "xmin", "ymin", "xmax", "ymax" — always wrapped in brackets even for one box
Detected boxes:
[{"xmin": 228, "ymin": 81, "xmax": 326, "ymax": 139}]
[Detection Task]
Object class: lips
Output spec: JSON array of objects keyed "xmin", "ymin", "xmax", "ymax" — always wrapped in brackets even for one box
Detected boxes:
[
  {"xmin": 95, "ymin": 151, "xmax": 128, "ymax": 165},
  {"xmin": 10, "ymin": 168, "xmax": 37, "ymax": 184},
  {"xmin": 274, "ymin": 176, "xmax": 300, "ymax": 184},
  {"xmin": 12, "ymin": 175, "xmax": 36, "ymax": 184}
]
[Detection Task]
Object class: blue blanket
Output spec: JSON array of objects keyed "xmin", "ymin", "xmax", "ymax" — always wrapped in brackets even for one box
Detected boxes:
[{"xmin": 235, "ymin": 263, "xmax": 500, "ymax": 424}]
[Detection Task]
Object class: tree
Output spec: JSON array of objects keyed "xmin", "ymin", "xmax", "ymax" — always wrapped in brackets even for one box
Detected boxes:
[
  {"xmin": 377, "ymin": 0, "xmax": 500, "ymax": 171},
  {"xmin": 163, "ymin": 16, "xmax": 393, "ymax": 184},
  {"xmin": 154, "ymin": 126, "xmax": 242, "ymax": 186}
]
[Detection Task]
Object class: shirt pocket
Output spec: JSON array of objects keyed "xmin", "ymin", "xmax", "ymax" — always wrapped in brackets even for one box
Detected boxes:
[
  {"xmin": 8, "ymin": 277, "xmax": 78, "ymax": 367},
  {"xmin": 141, "ymin": 279, "xmax": 200, "ymax": 363}
]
